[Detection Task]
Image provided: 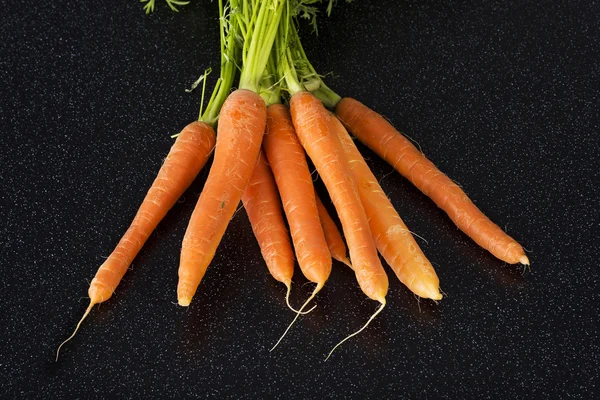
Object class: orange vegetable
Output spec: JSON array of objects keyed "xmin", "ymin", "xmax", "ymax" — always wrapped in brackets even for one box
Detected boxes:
[
  {"xmin": 241, "ymin": 150, "xmax": 299, "ymax": 311},
  {"xmin": 178, "ymin": 89, "xmax": 266, "ymax": 307},
  {"xmin": 57, "ymin": 120, "xmax": 216, "ymax": 360},
  {"xmin": 336, "ymin": 97, "xmax": 529, "ymax": 265},
  {"xmin": 331, "ymin": 115, "xmax": 442, "ymax": 300},
  {"xmin": 290, "ymin": 92, "xmax": 388, "ymax": 359},
  {"xmin": 314, "ymin": 192, "xmax": 351, "ymax": 268}
]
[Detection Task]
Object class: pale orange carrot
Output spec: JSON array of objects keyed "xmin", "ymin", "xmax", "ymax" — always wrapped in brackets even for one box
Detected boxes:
[
  {"xmin": 291, "ymin": 92, "xmax": 388, "ymax": 304},
  {"xmin": 57, "ymin": 120, "xmax": 216, "ymax": 359},
  {"xmin": 178, "ymin": 89, "xmax": 267, "ymax": 307},
  {"xmin": 314, "ymin": 191, "xmax": 352, "ymax": 268},
  {"xmin": 336, "ymin": 97, "xmax": 529, "ymax": 266},
  {"xmin": 241, "ymin": 150, "xmax": 298, "ymax": 310},
  {"xmin": 331, "ymin": 115, "xmax": 442, "ymax": 300}
]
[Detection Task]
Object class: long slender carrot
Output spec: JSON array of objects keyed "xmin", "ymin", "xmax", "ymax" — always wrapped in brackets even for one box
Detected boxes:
[
  {"xmin": 262, "ymin": 104, "xmax": 332, "ymax": 288},
  {"xmin": 291, "ymin": 92, "xmax": 388, "ymax": 303},
  {"xmin": 331, "ymin": 115, "xmax": 442, "ymax": 300},
  {"xmin": 177, "ymin": 89, "xmax": 267, "ymax": 306},
  {"xmin": 314, "ymin": 191, "xmax": 352, "ymax": 268},
  {"xmin": 336, "ymin": 97, "xmax": 529, "ymax": 266},
  {"xmin": 290, "ymin": 92, "xmax": 388, "ymax": 360},
  {"xmin": 262, "ymin": 103, "xmax": 331, "ymax": 349},
  {"xmin": 57, "ymin": 120, "xmax": 216, "ymax": 359},
  {"xmin": 241, "ymin": 150, "xmax": 300, "ymax": 312}
]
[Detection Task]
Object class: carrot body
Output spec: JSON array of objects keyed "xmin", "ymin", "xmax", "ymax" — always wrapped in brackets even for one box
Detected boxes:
[
  {"xmin": 331, "ymin": 115, "xmax": 442, "ymax": 300},
  {"xmin": 290, "ymin": 92, "xmax": 388, "ymax": 302},
  {"xmin": 89, "ymin": 121, "xmax": 216, "ymax": 304},
  {"xmin": 241, "ymin": 150, "xmax": 294, "ymax": 285},
  {"xmin": 178, "ymin": 89, "xmax": 267, "ymax": 306},
  {"xmin": 314, "ymin": 192, "xmax": 351, "ymax": 268},
  {"xmin": 336, "ymin": 97, "xmax": 528, "ymax": 265},
  {"xmin": 262, "ymin": 104, "xmax": 331, "ymax": 286}
]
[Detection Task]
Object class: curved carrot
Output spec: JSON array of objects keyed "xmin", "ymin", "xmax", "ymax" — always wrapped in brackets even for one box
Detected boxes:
[
  {"xmin": 290, "ymin": 92, "xmax": 388, "ymax": 303},
  {"xmin": 331, "ymin": 115, "xmax": 442, "ymax": 300},
  {"xmin": 178, "ymin": 89, "xmax": 267, "ymax": 306},
  {"xmin": 336, "ymin": 97, "xmax": 529, "ymax": 265},
  {"xmin": 314, "ymin": 192, "xmax": 352, "ymax": 268},
  {"xmin": 57, "ymin": 120, "xmax": 216, "ymax": 359},
  {"xmin": 241, "ymin": 150, "xmax": 300, "ymax": 312}
]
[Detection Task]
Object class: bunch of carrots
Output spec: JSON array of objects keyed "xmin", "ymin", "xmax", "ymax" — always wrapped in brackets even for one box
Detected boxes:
[{"xmin": 58, "ymin": 0, "xmax": 529, "ymax": 360}]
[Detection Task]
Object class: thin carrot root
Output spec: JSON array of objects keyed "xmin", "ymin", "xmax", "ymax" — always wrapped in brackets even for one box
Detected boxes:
[
  {"xmin": 519, "ymin": 255, "xmax": 530, "ymax": 265},
  {"xmin": 284, "ymin": 283, "xmax": 317, "ymax": 315},
  {"xmin": 56, "ymin": 301, "xmax": 95, "ymax": 361},
  {"xmin": 325, "ymin": 300, "xmax": 386, "ymax": 361},
  {"xmin": 270, "ymin": 282, "xmax": 324, "ymax": 352}
]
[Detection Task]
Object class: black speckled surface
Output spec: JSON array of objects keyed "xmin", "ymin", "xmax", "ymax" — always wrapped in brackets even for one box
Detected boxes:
[{"xmin": 2, "ymin": 0, "xmax": 598, "ymax": 398}]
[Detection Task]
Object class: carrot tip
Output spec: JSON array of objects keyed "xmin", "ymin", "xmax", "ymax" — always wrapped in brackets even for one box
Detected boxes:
[
  {"xmin": 178, "ymin": 297, "xmax": 192, "ymax": 307},
  {"xmin": 519, "ymin": 255, "xmax": 530, "ymax": 265},
  {"xmin": 341, "ymin": 258, "xmax": 353, "ymax": 269}
]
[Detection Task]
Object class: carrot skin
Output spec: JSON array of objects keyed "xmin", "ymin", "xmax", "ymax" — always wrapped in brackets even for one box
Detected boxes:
[
  {"xmin": 241, "ymin": 150, "xmax": 294, "ymax": 285},
  {"xmin": 336, "ymin": 97, "xmax": 528, "ymax": 265},
  {"xmin": 89, "ymin": 121, "xmax": 216, "ymax": 303},
  {"xmin": 331, "ymin": 115, "xmax": 442, "ymax": 300},
  {"xmin": 178, "ymin": 89, "xmax": 267, "ymax": 306},
  {"xmin": 290, "ymin": 92, "xmax": 388, "ymax": 302},
  {"xmin": 314, "ymin": 192, "xmax": 351, "ymax": 268},
  {"xmin": 262, "ymin": 104, "xmax": 331, "ymax": 285}
]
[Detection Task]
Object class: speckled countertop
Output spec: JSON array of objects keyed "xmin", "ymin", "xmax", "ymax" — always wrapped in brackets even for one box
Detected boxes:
[{"xmin": 1, "ymin": 0, "xmax": 598, "ymax": 398}]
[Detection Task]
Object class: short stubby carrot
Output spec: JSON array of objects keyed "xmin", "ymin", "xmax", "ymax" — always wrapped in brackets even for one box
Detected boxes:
[
  {"xmin": 314, "ymin": 191, "xmax": 351, "ymax": 268},
  {"xmin": 290, "ymin": 91, "xmax": 388, "ymax": 303},
  {"xmin": 178, "ymin": 89, "xmax": 267, "ymax": 306},
  {"xmin": 262, "ymin": 104, "xmax": 332, "ymax": 288},
  {"xmin": 336, "ymin": 97, "xmax": 529, "ymax": 265},
  {"xmin": 57, "ymin": 120, "xmax": 216, "ymax": 360},
  {"xmin": 331, "ymin": 115, "xmax": 442, "ymax": 300},
  {"xmin": 241, "ymin": 150, "xmax": 294, "ymax": 290}
]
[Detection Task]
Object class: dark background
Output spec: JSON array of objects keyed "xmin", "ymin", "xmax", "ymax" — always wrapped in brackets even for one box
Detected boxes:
[{"xmin": 2, "ymin": 0, "xmax": 598, "ymax": 398}]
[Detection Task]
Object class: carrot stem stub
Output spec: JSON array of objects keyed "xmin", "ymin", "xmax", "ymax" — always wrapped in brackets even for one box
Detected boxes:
[
  {"xmin": 178, "ymin": 89, "xmax": 267, "ymax": 307},
  {"xmin": 336, "ymin": 97, "xmax": 529, "ymax": 266}
]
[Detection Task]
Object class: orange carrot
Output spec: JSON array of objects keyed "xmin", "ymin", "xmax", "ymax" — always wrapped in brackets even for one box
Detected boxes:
[
  {"xmin": 314, "ymin": 191, "xmax": 352, "ymax": 268},
  {"xmin": 178, "ymin": 89, "xmax": 267, "ymax": 306},
  {"xmin": 241, "ymin": 150, "xmax": 298, "ymax": 310},
  {"xmin": 290, "ymin": 92, "xmax": 388, "ymax": 359},
  {"xmin": 57, "ymin": 120, "xmax": 216, "ymax": 359},
  {"xmin": 331, "ymin": 115, "xmax": 442, "ymax": 300},
  {"xmin": 262, "ymin": 104, "xmax": 331, "ymax": 348},
  {"xmin": 262, "ymin": 104, "xmax": 332, "ymax": 290},
  {"xmin": 291, "ymin": 92, "xmax": 388, "ymax": 303},
  {"xmin": 336, "ymin": 97, "xmax": 529, "ymax": 266}
]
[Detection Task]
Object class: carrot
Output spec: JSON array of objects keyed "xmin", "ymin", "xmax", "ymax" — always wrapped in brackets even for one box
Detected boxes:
[
  {"xmin": 56, "ymin": 120, "xmax": 216, "ymax": 360},
  {"xmin": 331, "ymin": 114, "xmax": 442, "ymax": 300},
  {"xmin": 314, "ymin": 191, "xmax": 352, "ymax": 268},
  {"xmin": 178, "ymin": 89, "xmax": 267, "ymax": 306},
  {"xmin": 241, "ymin": 150, "xmax": 303, "ymax": 313},
  {"xmin": 263, "ymin": 104, "xmax": 332, "ymax": 288},
  {"xmin": 177, "ymin": 0, "xmax": 284, "ymax": 306},
  {"xmin": 262, "ymin": 103, "xmax": 331, "ymax": 349},
  {"xmin": 290, "ymin": 91, "xmax": 388, "ymax": 359},
  {"xmin": 336, "ymin": 97, "xmax": 529, "ymax": 266}
]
